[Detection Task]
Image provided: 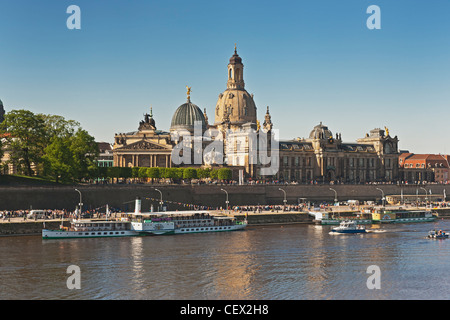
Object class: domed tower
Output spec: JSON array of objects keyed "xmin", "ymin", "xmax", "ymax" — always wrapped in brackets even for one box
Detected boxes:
[
  {"xmin": 308, "ymin": 122, "xmax": 341, "ymax": 151},
  {"xmin": 214, "ymin": 46, "xmax": 257, "ymax": 130}
]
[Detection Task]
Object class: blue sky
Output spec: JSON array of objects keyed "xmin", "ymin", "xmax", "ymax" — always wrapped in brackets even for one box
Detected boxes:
[{"xmin": 1, "ymin": 0, "xmax": 450, "ymax": 154}]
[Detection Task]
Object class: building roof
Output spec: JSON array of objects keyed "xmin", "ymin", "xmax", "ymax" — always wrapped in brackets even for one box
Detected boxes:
[
  {"xmin": 400, "ymin": 153, "xmax": 450, "ymax": 168},
  {"xmin": 170, "ymin": 99, "xmax": 206, "ymax": 132}
]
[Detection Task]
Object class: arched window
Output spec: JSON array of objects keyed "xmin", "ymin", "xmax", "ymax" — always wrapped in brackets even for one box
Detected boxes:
[{"xmin": 229, "ymin": 68, "xmax": 233, "ymax": 79}]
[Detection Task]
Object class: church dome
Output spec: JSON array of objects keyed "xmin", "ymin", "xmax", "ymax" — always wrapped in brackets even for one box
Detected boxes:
[
  {"xmin": 229, "ymin": 51, "xmax": 242, "ymax": 64},
  {"xmin": 214, "ymin": 89, "xmax": 257, "ymax": 125},
  {"xmin": 170, "ymin": 100, "xmax": 206, "ymax": 133},
  {"xmin": 309, "ymin": 122, "xmax": 333, "ymax": 140},
  {"xmin": 214, "ymin": 47, "xmax": 257, "ymax": 126}
]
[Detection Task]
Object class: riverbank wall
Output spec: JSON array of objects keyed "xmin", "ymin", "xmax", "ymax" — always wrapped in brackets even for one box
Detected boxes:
[
  {"xmin": 234, "ymin": 213, "xmax": 313, "ymax": 225},
  {"xmin": 0, "ymin": 213, "xmax": 312, "ymax": 236},
  {"xmin": 1, "ymin": 184, "xmax": 448, "ymax": 211},
  {"xmin": 0, "ymin": 221, "xmax": 70, "ymax": 236}
]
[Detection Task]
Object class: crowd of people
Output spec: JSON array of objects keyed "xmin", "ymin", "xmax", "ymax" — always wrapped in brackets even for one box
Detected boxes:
[{"xmin": 0, "ymin": 207, "xmax": 126, "ymax": 222}]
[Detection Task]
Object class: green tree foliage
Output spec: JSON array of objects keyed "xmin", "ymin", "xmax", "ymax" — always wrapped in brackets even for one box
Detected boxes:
[
  {"xmin": 0, "ymin": 110, "xmax": 47, "ymax": 176},
  {"xmin": 218, "ymin": 168, "xmax": 232, "ymax": 180},
  {"xmin": 183, "ymin": 167, "xmax": 197, "ymax": 180},
  {"xmin": 147, "ymin": 167, "xmax": 160, "ymax": 179},
  {"xmin": 69, "ymin": 129, "xmax": 99, "ymax": 181},
  {"xmin": 197, "ymin": 168, "xmax": 211, "ymax": 179},
  {"xmin": 0, "ymin": 109, "xmax": 99, "ymax": 182},
  {"xmin": 42, "ymin": 136, "xmax": 74, "ymax": 183},
  {"xmin": 210, "ymin": 169, "xmax": 219, "ymax": 180}
]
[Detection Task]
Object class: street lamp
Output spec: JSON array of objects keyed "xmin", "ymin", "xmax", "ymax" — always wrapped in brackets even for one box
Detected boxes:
[
  {"xmin": 220, "ymin": 188, "xmax": 229, "ymax": 211},
  {"xmin": 279, "ymin": 188, "xmax": 287, "ymax": 210},
  {"xmin": 329, "ymin": 188, "xmax": 338, "ymax": 205},
  {"xmin": 420, "ymin": 187, "xmax": 428, "ymax": 207},
  {"xmin": 154, "ymin": 188, "xmax": 163, "ymax": 211},
  {"xmin": 74, "ymin": 189, "xmax": 83, "ymax": 216},
  {"xmin": 376, "ymin": 188, "xmax": 385, "ymax": 207}
]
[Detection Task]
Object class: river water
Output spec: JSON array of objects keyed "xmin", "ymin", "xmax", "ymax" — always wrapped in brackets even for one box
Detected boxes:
[{"xmin": 1, "ymin": 219, "xmax": 450, "ymax": 300}]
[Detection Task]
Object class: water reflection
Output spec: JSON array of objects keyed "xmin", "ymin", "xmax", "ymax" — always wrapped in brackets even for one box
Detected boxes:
[{"xmin": 1, "ymin": 220, "xmax": 450, "ymax": 299}]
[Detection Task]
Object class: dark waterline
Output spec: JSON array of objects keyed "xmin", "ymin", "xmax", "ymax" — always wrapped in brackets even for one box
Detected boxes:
[{"xmin": 1, "ymin": 220, "xmax": 450, "ymax": 300}]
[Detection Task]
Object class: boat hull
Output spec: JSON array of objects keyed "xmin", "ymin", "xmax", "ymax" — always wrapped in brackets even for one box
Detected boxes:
[
  {"xmin": 175, "ymin": 223, "xmax": 247, "ymax": 234},
  {"xmin": 330, "ymin": 229, "xmax": 367, "ymax": 234},
  {"xmin": 372, "ymin": 217, "xmax": 436, "ymax": 224},
  {"xmin": 42, "ymin": 229, "xmax": 139, "ymax": 239},
  {"xmin": 321, "ymin": 219, "xmax": 372, "ymax": 225},
  {"xmin": 428, "ymin": 235, "xmax": 449, "ymax": 239}
]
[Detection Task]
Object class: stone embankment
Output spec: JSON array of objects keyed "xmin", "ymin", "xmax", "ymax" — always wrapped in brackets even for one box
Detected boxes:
[
  {"xmin": 0, "ymin": 211, "xmax": 313, "ymax": 236},
  {"xmin": 0, "ymin": 220, "xmax": 70, "ymax": 236},
  {"xmin": 1, "ymin": 183, "xmax": 449, "ymax": 211}
]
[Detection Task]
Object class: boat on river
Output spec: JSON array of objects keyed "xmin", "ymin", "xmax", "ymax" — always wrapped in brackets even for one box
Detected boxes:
[
  {"xmin": 330, "ymin": 220, "xmax": 367, "ymax": 234},
  {"xmin": 130, "ymin": 211, "xmax": 247, "ymax": 235},
  {"xmin": 42, "ymin": 220, "xmax": 138, "ymax": 239},
  {"xmin": 427, "ymin": 230, "xmax": 449, "ymax": 239},
  {"xmin": 371, "ymin": 209, "xmax": 436, "ymax": 224},
  {"xmin": 312, "ymin": 207, "xmax": 436, "ymax": 225},
  {"xmin": 42, "ymin": 198, "xmax": 247, "ymax": 239},
  {"xmin": 129, "ymin": 197, "xmax": 247, "ymax": 235}
]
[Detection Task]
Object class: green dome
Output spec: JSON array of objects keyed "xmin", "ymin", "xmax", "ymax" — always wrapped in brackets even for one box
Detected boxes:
[{"xmin": 170, "ymin": 99, "xmax": 206, "ymax": 132}]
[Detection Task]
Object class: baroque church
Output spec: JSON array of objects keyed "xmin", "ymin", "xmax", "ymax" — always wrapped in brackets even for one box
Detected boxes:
[{"xmin": 112, "ymin": 48, "xmax": 400, "ymax": 183}]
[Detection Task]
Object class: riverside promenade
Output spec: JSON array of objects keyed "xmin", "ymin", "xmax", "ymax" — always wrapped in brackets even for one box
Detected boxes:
[
  {"xmin": 0, "ymin": 209, "xmax": 314, "ymax": 236},
  {"xmin": 3, "ymin": 205, "xmax": 450, "ymax": 236}
]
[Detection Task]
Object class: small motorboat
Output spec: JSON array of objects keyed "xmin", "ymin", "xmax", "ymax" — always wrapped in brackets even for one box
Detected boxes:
[
  {"xmin": 427, "ymin": 230, "xmax": 449, "ymax": 239},
  {"xmin": 330, "ymin": 220, "xmax": 367, "ymax": 234}
]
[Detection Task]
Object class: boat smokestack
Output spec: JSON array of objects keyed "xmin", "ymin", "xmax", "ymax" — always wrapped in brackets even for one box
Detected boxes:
[{"xmin": 135, "ymin": 197, "xmax": 141, "ymax": 214}]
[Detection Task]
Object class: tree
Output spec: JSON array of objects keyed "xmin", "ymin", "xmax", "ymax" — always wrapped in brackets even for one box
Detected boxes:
[
  {"xmin": 132, "ymin": 167, "xmax": 140, "ymax": 181},
  {"xmin": 0, "ymin": 110, "xmax": 47, "ymax": 176},
  {"xmin": 197, "ymin": 168, "xmax": 211, "ymax": 179},
  {"xmin": 183, "ymin": 168, "xmax": 197, "ymax": 180},
  {"xmin": 40, "ymin": 114, "xmax": 79, "ymax": 140},
  {"xmin": 138, "ymin": 167, "xmax": 148, "ymax": 181},
  {"xmin": 147, "ymin": 167, "xmax": 160, "ymax": 182},
  {"xmin": 210, "ymin": 169, "xmax": 219, "ymax": 180},
  {"xmin": 42, "ymin": 136, "xmax": 74, "ymax": 183},
  {"xmin": 43, "ymin": 129, "xmax": 99, "ymax": 182},
  {"xmin": 69, "ymin": 129, "xmax": 99, "ymax": 181},
  {"xmin": 218, "ymin": 168, "xmax": 232, "ymax": 180}
]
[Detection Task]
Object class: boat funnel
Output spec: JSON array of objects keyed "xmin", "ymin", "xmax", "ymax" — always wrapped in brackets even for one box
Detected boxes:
[{"xmin": 135, "ymin": 197, "xmax": 141, "ymax": 214}]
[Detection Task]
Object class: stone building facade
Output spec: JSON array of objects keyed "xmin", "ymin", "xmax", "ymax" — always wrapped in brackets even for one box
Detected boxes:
[
  {"xmin": 277, "ymin": 125, "xmax": 400, "ymax": 183},
  {"xmin": 112, "ymin": 48, "xmax": 401, "ymax": 183},
  {"xmin": 399, "ymin": 153, "xmax": 450, "ymax": 183},
  {"xmin": 113, "ymin": 109, "xmax": 174, "ymax": 168}
]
